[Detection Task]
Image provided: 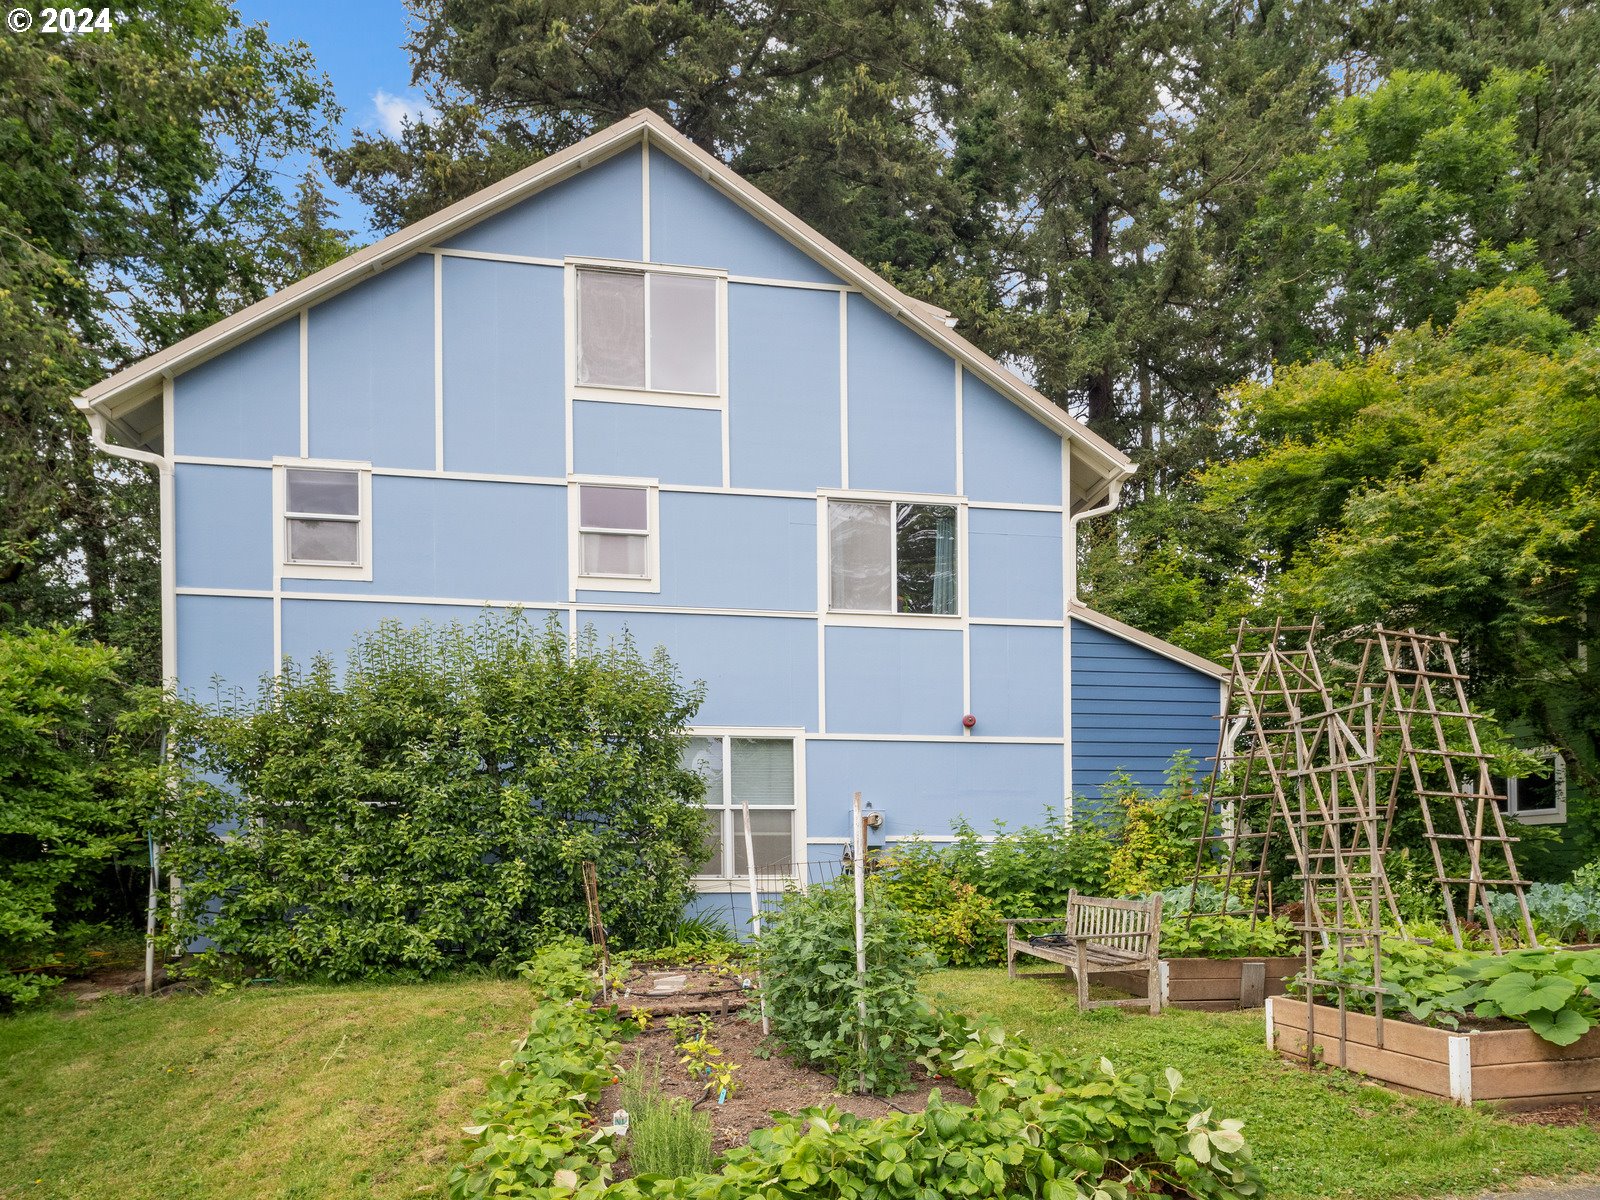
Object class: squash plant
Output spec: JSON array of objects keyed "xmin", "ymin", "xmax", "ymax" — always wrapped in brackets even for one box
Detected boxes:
[{"xmin": 1297, "ymin": 940, "xmax": 1600, "ymax": 1046}]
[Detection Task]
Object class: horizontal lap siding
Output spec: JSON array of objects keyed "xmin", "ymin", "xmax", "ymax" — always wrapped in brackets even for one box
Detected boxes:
[{"xmin": 1071, "ymin": 620, "xmax": 1221, "ymax": 799}]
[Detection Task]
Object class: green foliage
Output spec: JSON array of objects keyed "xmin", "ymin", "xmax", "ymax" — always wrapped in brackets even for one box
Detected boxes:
[
  {"xmin": 944, "ymin": 806, "xmax": 1116, "ymax": 919},
  {"xmin": 1104, "ymin": 755, "xmax": 1207, "ymax": 897},
  {"xmin": 1299, "ymin": 940, "xmax": 1600, "ymax": 1047},
  {"xmin": 755, "ymin": 881, "xmax": 939, "ymax": 1095},
  {"xmin": 1160, "ymin": 916, "xmax": 1297, "ymax": 960},
  {"xmin": 447, "ymin": 944, "xmax": 623, "ymax": 1198},
  {"xmin": 618, "ymin": 1056, "xmax": 714, "ymax": 1179},
  {"xmin": 1489, "ymin": 861, "xmax": 1600, "ymax": 944},
  {"xmin": 156, "ymin": 613, "xmax": 707, "ymax": 980},
  {"xmin": 0, "ymin": 627, "xmax": 149, "ymax": 1007},
  {"xmin": 873, "ymin": 845, "xmax": 1007, "ymax": 967}
]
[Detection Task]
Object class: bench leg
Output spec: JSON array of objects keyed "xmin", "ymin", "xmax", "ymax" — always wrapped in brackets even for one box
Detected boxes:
[
  {"xmin": 1006, "ymin": 929, "xmax": 1017, "ymax": 981},
  {"xmin": 1076, "ymin": 950, "xmax": 1090, "ymax": 1011},
  {"xmin": 1148, "ymin": 960, "xmax": 1162, "ymax": 1015}
]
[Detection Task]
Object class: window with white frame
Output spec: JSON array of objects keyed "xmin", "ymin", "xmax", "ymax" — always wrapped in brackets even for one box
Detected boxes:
[
  {"xmin": 1492, "ymin": 751, "xmax": 1568, "ymax": 825},
  {"xmin": 575, "ymin": 266, "xmax": 720, "ymax": 395},
  {"xmin": 682, "ymin": 735, "xmax": 797, "ymax": 879},
  {"xmin": 576, "ymin": 482, "xmax": 657, "ymax": 586},
  {"xmin": 828, "ymin": 498, "xmax": 959, "ymax": 616},
  {"xmin": 277, "ymin": 463, "xmax": 371, "ymax": 579}
]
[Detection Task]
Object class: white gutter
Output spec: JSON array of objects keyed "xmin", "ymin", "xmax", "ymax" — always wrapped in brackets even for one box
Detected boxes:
[{"xmin": 1066, "ymin": 472, "xmax": 1129, "ymax": 604}]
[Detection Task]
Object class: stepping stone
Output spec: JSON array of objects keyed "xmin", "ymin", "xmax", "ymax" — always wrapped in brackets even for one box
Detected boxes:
[{"xmin": 645, "ymin": 974, "xmax": 687, "ymax": 996}]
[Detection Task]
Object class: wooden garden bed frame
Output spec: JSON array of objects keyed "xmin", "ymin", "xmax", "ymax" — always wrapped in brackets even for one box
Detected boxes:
[
  {"xmin": 1267, "ymin": 997, "xmax": 1600, "ymax": 1108},
  {"xmin": 1099, "ymin": 955, "xmax": 1303, "ymax": 1011}
]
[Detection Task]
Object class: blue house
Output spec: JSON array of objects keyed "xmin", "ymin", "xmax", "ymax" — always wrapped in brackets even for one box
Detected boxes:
[{"xmin": 76, "ymin": 110, "xmax": 1224, "ymax": 905}]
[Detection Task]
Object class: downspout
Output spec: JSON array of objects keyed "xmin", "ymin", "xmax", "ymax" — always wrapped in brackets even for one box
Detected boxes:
[
  {"xmin": 84, "ymin": 405, "xmax": 176, "ymax": 996},
  {"xmin": 1066, "ymin": 468, "xmax": 1131, "ymax": 605}
]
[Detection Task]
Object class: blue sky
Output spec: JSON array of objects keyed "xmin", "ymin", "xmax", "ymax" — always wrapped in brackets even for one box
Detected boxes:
[{"xmin": 234, "ymin": 0, "xmax": 429, "ymax": 239}]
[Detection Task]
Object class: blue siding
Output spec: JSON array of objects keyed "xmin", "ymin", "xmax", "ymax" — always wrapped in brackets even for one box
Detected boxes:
[
  {"xmin": 442, "ymin": 147, "xmax": 642, "ymax": 261},
  {"xmin": 963, "ymin": 375, "xmax": 1062, "ymax": 506},
  {"xmin": 579, "ymin": 611, "xmax": 817, "ymax": 730},
  {"xmin": 442, "ymin": 258, "xmax": 566, "ymax": 476},
  {"xmin": 172, "ymin": 317, "xmax": 299, "ymax": 459},
  {"xmin": 307, "ymin": 256, "xmax": 435, "ymax": 469},
  {"xmin": 1071, "ymin": 620, "xmax": 1221, "ymax": 794},
  {"xmin": 174, "ymin": 464, "xmax": 272, "ymax": 591},
  {"xmin": 968, "ymin": 625, "xmax": 1063, "ymax": 738},
  {"xmin": 728, "ymin": 284, "xmax": 840, "ymax": 490},
  {"xmin": 177, "ymin": 594, "xmax": 274, "ymax": 698},
  {"xmin": 846, "ymin": 295, "xmax": 957, "ymax": 495},
  {"xmin": 571, "ymin": 400, "xmax": 722, "ymax": 485},
  {"xmin": 580, "ymin": 493, "xmax": 814, "ymax": 611},
  {"xmin": 648, "ymin": 149, "xmax": 835, "ymax": 284},
  {"xmin": 283, "ymin": 477, "xmax": 566, "ymax": 600},
  {"xmin": 806, "ymin": 741, "xmax": 1063, "ymax": 840},
  {"xmin": 824, "ymin": 626, "xmax": 963, "ymax": 736},
  {"xmin": 282, "ymin": 600, "xmax": 564, "ymax": 671},
  {"xmin": 967, "ymin": 508, "xmax": 1064, "ymax": 621}
]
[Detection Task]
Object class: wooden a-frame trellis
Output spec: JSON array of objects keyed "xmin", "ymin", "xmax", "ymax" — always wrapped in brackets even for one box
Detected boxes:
[{"xmin": 1185, "ymin": 619, "xmax": 1536, "ymax": 1063}]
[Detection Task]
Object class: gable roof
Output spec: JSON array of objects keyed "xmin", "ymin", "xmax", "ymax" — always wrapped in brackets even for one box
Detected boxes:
[
  {"xmin": 1068, "ymin": 603, "xmax": 1228, "ymax": 681},
  {"xmin": 75, "ymin": 108, "xmax": 1134, "ymax": 497}
]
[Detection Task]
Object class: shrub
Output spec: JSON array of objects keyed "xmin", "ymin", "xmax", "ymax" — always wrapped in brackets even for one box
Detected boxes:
[
  {"xmin": 0, "ymin": 627, "xmax": 149, "ymax": 1008},
  {"xmin": 873, "ymin": 843, "xmax": 1005, "ymax": 966},
  {"xmin": 1105, "ymin": 755, "xmax": 1207, "ymax": 896},
  {"xmin": 756, "ymin": 881, "xmax": 939, "ymax": 1094},
  {"xmin": 942, "ymin": 805, "xmax": 1116, "ymax": 918},
  {"xmin": 157, "ymin": 613, "xmax": 708, "ymax": 981},
  {"xmin": 1161, "ymin": 914, "xmax": 1298, "ymax": 958}
]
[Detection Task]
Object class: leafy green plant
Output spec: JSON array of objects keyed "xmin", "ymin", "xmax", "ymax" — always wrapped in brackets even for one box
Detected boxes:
[
  {"xmin": 156, "ymin": 613, "xmax": 708, "ymax": 981},
  {"xmin": 873, "ymin": 844, "xmax": 1006, "ymax": 966},
  {"xmin": 756, "ymin": 880, "xmax": 939, "ymax": 1095},
  {"xmin": 1161, "ymin": 915, "xmax": 1298, "ymax": 959},
  {"xmin": 619, "ymin": 1055, "xmax": 715, "ymax": 1178},
  {"xmin": 1297, "ymin": 940, "xmax": 1600, "ymax": 1046},
  {"xmin": 0, "ymin": 627, "xmax": 152, "ymax": 1009},
  {"xmin": 1105, "ymin": 755, "xmax": 1208, "ymax": 896}
]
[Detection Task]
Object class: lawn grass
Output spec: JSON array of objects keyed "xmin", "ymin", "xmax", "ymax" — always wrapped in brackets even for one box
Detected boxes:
[
  {"xmin": 928, "ymin": 967, "xmax": 1600, "ymax": 1200},
  {"xmin": 0, "ymin": 977, "xmax": 532, "ymax": 1199}
]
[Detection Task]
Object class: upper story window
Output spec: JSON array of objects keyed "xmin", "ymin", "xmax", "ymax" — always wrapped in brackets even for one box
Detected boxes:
[
  {"xmin": 683, "ymin": 735, "xmax": 797, "ymax": 880},
  {"xmin": 275, "ymin": 460, "xmax": 372, "ymax": 581},
  {"xmin": 573, "ymin": 479, "xmax": 659, "ymax": 592},
  {"xmin": 828, "ymin": 498, "xmax": 959, "ymax": 616},
  {"xmin": 575, "ymin": 265, "xmax": 720, "ymax": 397}
]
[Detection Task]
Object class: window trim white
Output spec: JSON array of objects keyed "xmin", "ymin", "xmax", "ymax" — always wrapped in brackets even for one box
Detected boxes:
[
  {"xmin": 272, "ymin": 457, "xmax": 373, "ymax": 582},
  {"xmin": 570, "ymin": 475, "xmax": 661, "ymax": 594},
  {"xmin": 1501, "ymin": 751, "xmax": 1568, "ymax": 825},
  {"xmin": 685, "ymin": 728, "xmax": 806, "ymax": 889},
  {"xmin": 822, "ymin": 490, "xmax": 966, "ymax": 623},
  {"xmin": 568, "ymin": 257, "xmax": 728, "ymax": 407}
]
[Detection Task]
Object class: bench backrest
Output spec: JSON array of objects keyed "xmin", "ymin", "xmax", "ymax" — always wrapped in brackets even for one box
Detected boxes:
[{"xmin": 1067, "ymin": 890, "xmax": 1162, "ymax": 957}]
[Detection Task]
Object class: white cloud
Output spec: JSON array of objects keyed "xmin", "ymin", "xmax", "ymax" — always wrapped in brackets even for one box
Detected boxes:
[{"xmin": 371, "ymin": 89, "xmax": 439, "ymax": 138}]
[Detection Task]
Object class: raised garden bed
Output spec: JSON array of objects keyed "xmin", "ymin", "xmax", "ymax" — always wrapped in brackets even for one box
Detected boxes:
[
  {"xmin": 1268, "ymin": 996, "xmax": 1600, "ymax": 1109},
  {"xmin": 1096, "ymin": 956, "xmax": 1304, "ymax": 1010}
]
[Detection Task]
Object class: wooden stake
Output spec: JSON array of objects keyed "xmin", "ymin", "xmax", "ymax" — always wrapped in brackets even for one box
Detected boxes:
[{"xmin": 582, "ymin": 861, "xmax": 609, "ymax": 1003}]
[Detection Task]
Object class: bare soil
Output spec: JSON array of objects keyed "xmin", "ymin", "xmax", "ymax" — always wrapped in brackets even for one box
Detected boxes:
[{"xmin": 597, "ymin": 1006, "xmax": 974, "ymax": 1167}]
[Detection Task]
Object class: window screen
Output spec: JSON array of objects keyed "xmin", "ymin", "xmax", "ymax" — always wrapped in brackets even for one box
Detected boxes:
[
  {"xmin": 578, "ymin": 484, "xmax": 651, "ymax": 579},
  {"xmin": 575, "ymin": 268, "xmax": 717, "ymax": 394},
  {"xmin": 284, "ymin": 468, "xmax": 362, "ymax": 566}
]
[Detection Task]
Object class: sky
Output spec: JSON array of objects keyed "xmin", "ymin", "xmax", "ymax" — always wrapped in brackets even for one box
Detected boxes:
[{"xmin": 233, "ymin": 0, "xmax": 433, "ymax": 239}]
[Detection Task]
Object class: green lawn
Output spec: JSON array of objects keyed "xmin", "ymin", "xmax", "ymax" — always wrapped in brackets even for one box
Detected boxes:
[
  {"xmin": 0, "ymin": 978, "xmax": 533, "ymax": 1200},
  {"xmin": 928, "ymin": 967, "xmax": 1600, "ymax": 1200},
  {"xmin": 4, "ymin": 970, "xmax": 1598, "ymax": 1199}
]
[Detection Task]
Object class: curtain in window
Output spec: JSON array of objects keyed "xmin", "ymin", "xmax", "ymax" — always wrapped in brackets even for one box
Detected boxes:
[{"xmin": 932, "ymin": 508, "xmax": 957, "ymax": 615}]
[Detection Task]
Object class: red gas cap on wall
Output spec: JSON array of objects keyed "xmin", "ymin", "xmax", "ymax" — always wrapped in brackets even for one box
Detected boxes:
[{"xmin": 962, "ymin": 713, "xmax": 977, "ymax": 729}]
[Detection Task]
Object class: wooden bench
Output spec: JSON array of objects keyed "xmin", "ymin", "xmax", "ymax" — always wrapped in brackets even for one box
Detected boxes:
[{"xmin": 1003, "ymin": 891, "xmax": 1164, "ymax": 1013}]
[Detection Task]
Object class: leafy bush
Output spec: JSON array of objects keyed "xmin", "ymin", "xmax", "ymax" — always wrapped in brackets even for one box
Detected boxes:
[
  {"xmin": 0, "ymin": 627, "xmax": 149, "ymax": 1008},
  {"xmin": 1105, "ymin": 755, "xmax": 1207, "ymax": 896},
  {"xmin": 1297, "ymin": 940, "xmax": 1600, "ymax": 1046},
  {"xmin": 1488, "ymin": 867, "xmax": 1600, "ymax": 944},
  {"xmin": 756, "ymin": 881, "xmax": 939, "ymax": 1094},
  {"xmin": 874, "ymin": 844, "xmax": 1005, "ymax": 966},
  {"xmin": 943, "ymin": 805, "xmax": 1116, "ymax": 917},
  {"xmin": 157, "ymin": 613, "xmax": 708, "ymax": 981}
]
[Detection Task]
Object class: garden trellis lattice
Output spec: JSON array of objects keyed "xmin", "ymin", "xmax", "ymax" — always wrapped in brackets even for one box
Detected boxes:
[{"xmin": 1185, "ymin": 620, "xmax": 1537, "ymax": 1066}]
